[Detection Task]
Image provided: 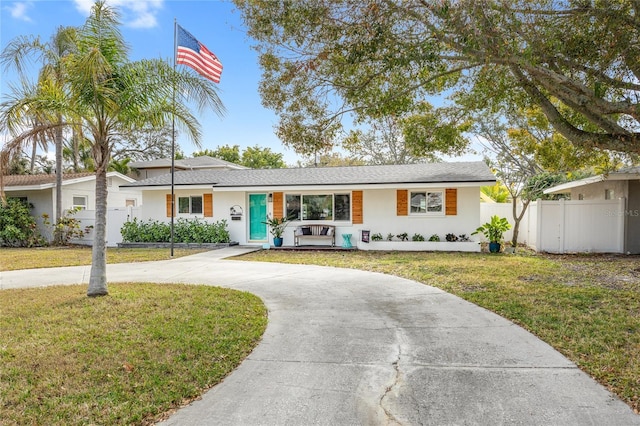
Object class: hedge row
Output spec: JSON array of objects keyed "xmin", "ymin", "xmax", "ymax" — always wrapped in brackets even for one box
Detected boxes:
[{"xmin": 120, "ymin": 218, "xmax": 230, "ymax": 244}]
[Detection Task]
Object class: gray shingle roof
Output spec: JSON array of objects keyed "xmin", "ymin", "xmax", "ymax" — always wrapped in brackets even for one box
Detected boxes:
[
  {"xmin": 129, "ymin": 155, "xmax": 247, "ymax": 170},
  {"xmin": 122, "ymin": 161, "xmax": 495, "ymax": 188}
]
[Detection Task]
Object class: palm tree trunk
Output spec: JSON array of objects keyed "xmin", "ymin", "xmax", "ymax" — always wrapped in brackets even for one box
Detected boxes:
[
  {"xmin": 72, "ymin": 129, "xmax": 80, "ymax": 172},
  {"xmin": 87, "ymin": 141, "xmax": 109, "ymax": 297},
  {"xmin": 54, "ymin": 123, "xmax": 63, "ymax": 244},
  {"xmin": 30, "ymin": 140, "xmax": 37, "ymax": 173}
]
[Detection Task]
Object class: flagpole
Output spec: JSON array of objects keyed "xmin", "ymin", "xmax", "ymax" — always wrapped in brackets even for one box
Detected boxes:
[{"xmin": 170, "ymin": 18, "xmax": 177, "ymax": 257}]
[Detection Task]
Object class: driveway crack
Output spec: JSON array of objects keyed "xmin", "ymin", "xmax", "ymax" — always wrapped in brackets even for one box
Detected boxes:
[{"xmin": 379, "ymin": 329, "xmax": 405, "ymax": 425}]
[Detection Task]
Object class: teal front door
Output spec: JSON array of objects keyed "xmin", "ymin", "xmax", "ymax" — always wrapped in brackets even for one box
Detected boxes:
[{"xmin": 249, "ymin": 194, "xmax": 268, "ymax": 241}]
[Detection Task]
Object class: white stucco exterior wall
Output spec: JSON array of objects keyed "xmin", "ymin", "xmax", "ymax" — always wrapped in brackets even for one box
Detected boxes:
[
  {"xmin": 138, "ymin": 186, "xmax": 483, "ymax": 247},
  {"xmin": 355, "ymin": 187, "xmax": 480, "ymax": 241}
]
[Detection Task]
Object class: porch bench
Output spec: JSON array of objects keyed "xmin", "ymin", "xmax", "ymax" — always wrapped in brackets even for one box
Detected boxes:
[{"xmin": 294, "ymin": 224, "xmax": 335, "ymax": 247}]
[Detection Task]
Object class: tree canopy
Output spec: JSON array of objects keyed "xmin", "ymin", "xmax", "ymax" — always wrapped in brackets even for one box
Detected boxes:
[
  {"xmin": 235, "ymin": 0, "xmax": 640, "ymax": 156},
  {"xmin": 194, "ymin": 144, "xmax": 287, "ymax": 168}
]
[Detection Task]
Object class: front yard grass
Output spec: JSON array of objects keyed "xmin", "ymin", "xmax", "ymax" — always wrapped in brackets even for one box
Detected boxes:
[
  {"xmin": 0, "ymin": 283, "xmax": 267, "ymax": 425},
  {"xmin": 238, "ymin": 249, "xmax": 640, "ymax": 413},
  {"xmin": 0, "ymin": 247, "xmax": 208, "ymax": 271}
]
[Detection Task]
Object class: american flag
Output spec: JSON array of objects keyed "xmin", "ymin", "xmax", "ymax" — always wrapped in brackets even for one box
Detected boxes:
[{"xmin": 176, "ymin": 25, "xmax": 223, "ymax": 83}]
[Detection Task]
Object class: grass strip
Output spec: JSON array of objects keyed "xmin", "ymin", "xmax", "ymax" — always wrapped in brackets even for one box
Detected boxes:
[{"xmin": 0, "ymin": 247, "xmax": 209, "ymax": 271}]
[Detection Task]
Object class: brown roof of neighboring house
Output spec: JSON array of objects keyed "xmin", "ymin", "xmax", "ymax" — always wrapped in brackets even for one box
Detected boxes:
[{"xmin": 3, "ymin": 173, "xmax": 95, "ymax": 187}]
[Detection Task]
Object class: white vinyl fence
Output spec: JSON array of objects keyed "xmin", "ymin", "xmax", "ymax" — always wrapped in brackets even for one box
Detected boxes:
[
  {"xmin": 72, "ymin": 206, "xmax": 142, "ymax": 247},
  {"xmin": 480, "ymin": 198, "xmax": 626, "ymax": 254}
]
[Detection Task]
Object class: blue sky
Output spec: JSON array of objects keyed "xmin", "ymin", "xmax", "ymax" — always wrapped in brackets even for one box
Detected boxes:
[{"xmin": 0, "ymin": 0, "xmax": 307, "ymax": 164}]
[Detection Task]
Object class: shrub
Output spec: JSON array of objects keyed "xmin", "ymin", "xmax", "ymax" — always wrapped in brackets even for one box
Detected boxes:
[
  {"xmin": 386, "ymin": 233, "xmax": 394, "ymax": 241},
  {"xmin": 445, "ymin": 233, "xmax": 458, "ymax": 242},
  {"xmin": 0, "ymin": 199, "xmax": 45, "ymax": 247},
  {"xmin": 42, "ymin": 207, "xmax": 92, "ymax": 245},
  {"xmin": 396, "ymin": 232, "xmax": 409, "ymax": 241},
  {"xmin": 428, "ymin": 234, "xmax": 440, "ymax": 242},
  {"xmin": 412, "ymin": 233, "xmax": 425, "ymax": 241},
  {"xmin": 371, "ymin": 233, "xmax": 383, "ymax": 241},
  {"xmin": 121, "ymin": 218, "xmax": 230, "ymax": 243}
]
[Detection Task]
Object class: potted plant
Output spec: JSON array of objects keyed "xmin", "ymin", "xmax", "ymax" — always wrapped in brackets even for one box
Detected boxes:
[
  {"xmin": 262, "ymin": 215, "xmax": 291, "ymax": 247},
  {"xmin": 472, "ymin": 215, "xmax": 511, "ymax": 253}
]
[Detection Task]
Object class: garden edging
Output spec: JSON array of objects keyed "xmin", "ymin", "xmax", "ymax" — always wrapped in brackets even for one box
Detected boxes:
[
  {"xmin": 358, "ymin": 241, "xmax": 480, "ymax": 252},
  {"xmin": 117, "ymin": 242, "xmax": 239, "ymax": 249}
]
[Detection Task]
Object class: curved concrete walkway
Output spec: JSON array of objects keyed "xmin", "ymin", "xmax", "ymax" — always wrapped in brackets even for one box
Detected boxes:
[{"xmin": 1, "ymin": 247, "xmax": 638, "ymax": 425}]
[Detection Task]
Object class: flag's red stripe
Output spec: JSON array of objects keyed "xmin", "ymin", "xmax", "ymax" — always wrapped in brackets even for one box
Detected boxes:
[{"xmin": 177, "ymin": 46, "xmax": 222, "ymax": 83}]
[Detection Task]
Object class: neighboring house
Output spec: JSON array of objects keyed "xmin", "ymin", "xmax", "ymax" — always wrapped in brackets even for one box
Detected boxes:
[
  {"xmin": 130, "ymin": 155, "xmax": 247, "ymax": 180},
  {"xmin": 121, "ymin": 161, "xmax": 496, "ymax": 248},
  {"xmin": 543, "ymin": 166, "xmax": 640, "ymax": 254},
  {"xmin": 4, "ymin": 172, "xmax": 142, "ymax": 244}
]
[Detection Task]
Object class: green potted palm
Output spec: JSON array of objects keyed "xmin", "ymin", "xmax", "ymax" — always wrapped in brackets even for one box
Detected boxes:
[
  {"xmin": 262, "ymin": 215, "xmax": 292, "ymax": 247},
  {"xmin": 472, "ymin": 215, "xmax": 511, "ymax": 253}
]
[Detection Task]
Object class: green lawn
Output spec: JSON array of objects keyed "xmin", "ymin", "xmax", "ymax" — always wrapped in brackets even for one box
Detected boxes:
[
  {"xmin": 238, "ymin": 249, "xmax": 640, "ymax": 413},
  {"xmin": 0, "ymin": 283, "xmax": 267, "ymax": 425},
  {"xmin": 0, "ymin": 247, "xmax": 208, "ymax": 271},
  {"xmin": 2, "ymin": 247, "xmax": 639, "ymax": 419}
]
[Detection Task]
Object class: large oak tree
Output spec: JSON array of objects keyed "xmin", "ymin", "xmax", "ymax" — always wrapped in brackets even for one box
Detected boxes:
[{"xmin": 235, "ymin": 0, "xmax": 640, "ymax": 155}]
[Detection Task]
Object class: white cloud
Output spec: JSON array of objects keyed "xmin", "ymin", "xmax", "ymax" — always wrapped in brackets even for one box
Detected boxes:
[
  {"xmin": 72, "ymin": 0, "xmax": 94, "ymax": 15},
  {"xmin": 73, "ymin": 0, "xmax": 163, "ymax": 29},
  {"xmin": 5, "ymin": 1, "xmax": 33, "ymax": 22}
]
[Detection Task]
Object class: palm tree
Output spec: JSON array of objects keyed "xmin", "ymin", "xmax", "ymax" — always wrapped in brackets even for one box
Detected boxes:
[
  {"xmin": 108, "ymin": 157, "xmax": 131, "ymax": 175},
  {"xmin": 1, "ymin": 25, "xmax": 77, "ymax": 242},
  {"xmin": 0, "ymin": 1, "xmax": 225, "ymax": 296},
  {"xmin": 63, "ymin": 137, "xmax": 94, "ymax": 172}
]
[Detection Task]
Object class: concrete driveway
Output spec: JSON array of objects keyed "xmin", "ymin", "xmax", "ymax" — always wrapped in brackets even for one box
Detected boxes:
[{"xmin": 1, "ymin": 247, "xmax": 638, "ymax": 425}]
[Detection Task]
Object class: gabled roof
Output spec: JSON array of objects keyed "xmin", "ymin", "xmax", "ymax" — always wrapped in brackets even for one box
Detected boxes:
[
  {"xmin": 544, "ymin": 166, "xmax": 640, "ymax": 194},
  {"xmin": 4, "ymin": 172, "xmax": 135, "ymax": 191},
  {"xmin": 129, "ymin": 155, "xmax": 247, "ymax": 170},
  {"xmin": 4, "ymin": 173, "xmax": 94, "ymax": 187},
  {"xmin": 122, "ymin": 161, "xmax": 496, "ymax": 189}
]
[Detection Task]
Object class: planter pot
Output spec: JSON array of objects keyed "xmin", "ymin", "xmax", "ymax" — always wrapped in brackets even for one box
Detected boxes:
[
  {"xmin": 488, "ymin": 242, "xmax": 501, "ymax": 253},
  {"xmin": 273, "ymin": 237, "xmax": 283, "ymax": 247}
]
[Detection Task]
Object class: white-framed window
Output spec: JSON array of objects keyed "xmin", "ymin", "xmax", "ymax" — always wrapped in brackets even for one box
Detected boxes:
[
  {"xmin": 303, "ymin": 194, "xmax": 333, "ymax": 220},
  {"xmin": 410, "ymin": 190, "xmax": 444, "ymax": 214},
  {"xmin": 286, "ymin": 194, "xmax": 301, "ymax": 220},
  {"xmin": 72, "ymin": 196, "xmax": 88, "ymax": 210},
  {"xmin": 178, "ymin": 196, "xmax": 203, "ymax": 214},
  {"xmin": 334, "ymin": 194, "xmax": 351, "ymax": 221},
  {"xmin": 286, "ymin": 193, "xmax": 351, "ymax": 221},
  {"xmin": 605, "ymin": 189, "xmax": 615, "ymax": 200}
]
